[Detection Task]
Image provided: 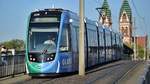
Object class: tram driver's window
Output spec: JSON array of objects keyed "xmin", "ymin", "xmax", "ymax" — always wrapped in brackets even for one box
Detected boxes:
[{"xmin": 59, "ymin": 24, "xmax": 69, "ymax": 51}]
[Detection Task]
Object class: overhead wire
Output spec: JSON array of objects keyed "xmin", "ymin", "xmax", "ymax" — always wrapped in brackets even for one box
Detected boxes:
[
  {"xmin": 131, "ymin": 0, "xmax": 149, "ymax": 49},
  {"xmin": 131, "ymin": 0, "xmax": 142, "ymax": 18},
  {"xmin": 131, "ymin": 0, "xmax": 147, "ymax": 35}
]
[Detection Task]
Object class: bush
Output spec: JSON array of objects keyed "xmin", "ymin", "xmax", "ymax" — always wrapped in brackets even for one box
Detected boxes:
[{"xmin": 0, "ymin": 39, "xmax": 25, "ymax": 51}]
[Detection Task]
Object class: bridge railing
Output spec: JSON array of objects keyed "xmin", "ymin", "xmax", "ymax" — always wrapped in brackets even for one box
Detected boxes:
[
  {"xmin": 0, "ymin": 55, "xmax": 26, "ymax": 78},
  {"xmin": 139, "ymin": 61, "xmax": 150, "ymax": 84}
]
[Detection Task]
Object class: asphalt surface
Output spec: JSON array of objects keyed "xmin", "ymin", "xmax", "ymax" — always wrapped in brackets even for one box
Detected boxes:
[{"xmin": 0, "ymin": 60, "xmax": 145, "ymax": 84}]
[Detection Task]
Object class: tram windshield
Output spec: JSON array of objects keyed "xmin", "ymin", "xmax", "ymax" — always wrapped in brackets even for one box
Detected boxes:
[
  {"xmin": 28, "ymin": 11, "xmax": 70, "ymax": 53},
  {"xmin": 29, "ymin": 27, "xmax": 58, "ymax": 53}
]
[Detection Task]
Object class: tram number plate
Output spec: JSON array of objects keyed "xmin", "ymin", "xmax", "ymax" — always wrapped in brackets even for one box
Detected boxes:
[{"xmin": 62, "ymin": 58, "xmax": 72, "ymax": 66}]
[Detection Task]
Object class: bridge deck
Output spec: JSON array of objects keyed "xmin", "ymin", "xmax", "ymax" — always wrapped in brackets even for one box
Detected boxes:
[{"xmin": 0, "ymin": 60, "xmax": 147, "ymax": 84}]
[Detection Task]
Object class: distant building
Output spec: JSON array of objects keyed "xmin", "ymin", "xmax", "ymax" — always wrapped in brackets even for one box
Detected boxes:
[
  {"xmin": 134, "ymin": 36, "xmax": 148, "ymax": 48},
  {"xmin": 119, "ymin": 0, "xmax": 148, "ymax": 49},
  {"xmin": 119, "ymin": 0, "xmax": 132, "ymax": 44},
  {"xmin": 99, "ymin": 0, "xmax": 112, "ymax": 28}
]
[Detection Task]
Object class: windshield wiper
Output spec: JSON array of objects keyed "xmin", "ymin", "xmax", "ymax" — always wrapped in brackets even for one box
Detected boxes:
[
  {"xmin": 42, "ymin": 45, "xmax": 49, "ymax": 54},
  {"xmin": 42, "ymin": 44, "xmax": 56, "ymax": 54}
]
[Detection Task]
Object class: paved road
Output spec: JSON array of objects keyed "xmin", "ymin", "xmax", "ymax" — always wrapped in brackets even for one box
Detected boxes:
[{"xmin": 0, "ymin": 60, "xmax": 145, "ymax": 84}]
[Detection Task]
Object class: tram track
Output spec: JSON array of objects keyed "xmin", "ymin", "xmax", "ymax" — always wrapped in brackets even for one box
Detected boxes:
[
  {"xmin": 0, "ymin": 60, "xmax": 145, "ymax": 84},
  {"xmin": 114, "ymin": 61, "xmax": 145, "ymax": 84},
  {"xmin": 16, "ymin": 77, "xmax": 54, "ymax": 84},
  {"xmin": 87, "ymin": 60, "xmax": 141, "ymax": 84}
]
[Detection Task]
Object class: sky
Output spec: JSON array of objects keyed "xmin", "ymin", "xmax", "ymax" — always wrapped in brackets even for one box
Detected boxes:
[{"xmin": 0, "ymin": 0, "xmax": 150, "ymax": 46}]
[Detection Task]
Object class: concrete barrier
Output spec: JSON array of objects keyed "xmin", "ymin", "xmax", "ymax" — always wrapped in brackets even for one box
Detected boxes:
[{"xmin": 138, "ymin": 61, "xmax": 150, "ymax": 84}]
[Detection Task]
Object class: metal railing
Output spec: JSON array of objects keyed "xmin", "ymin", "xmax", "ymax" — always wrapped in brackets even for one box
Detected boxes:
[{"xmin": 0, "ymin": 55, "xmax": 26, "ymax": 78}]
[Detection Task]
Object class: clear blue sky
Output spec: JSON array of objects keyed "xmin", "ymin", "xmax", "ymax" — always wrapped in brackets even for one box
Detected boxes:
[{"xmin": 0, "ymin": 0, "xmax": 149, "ymax": 45}]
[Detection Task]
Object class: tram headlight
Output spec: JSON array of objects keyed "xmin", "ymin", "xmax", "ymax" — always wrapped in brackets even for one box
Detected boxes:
[
  {"xmin": 29, "ymin": 57, "xmax": 36, "ymax": 61},
  {"xmin": 30, "ymin": 58, "xmax": 33, "ymax": 61},
  {"xmin": 29, "ymin": 55, "xmax": 33, "ymax": 61},
  {"xmin": 46, "ymin": 57, "xmax": 53, "ymax": 61},
  {"xmin": 29, "ymin": 55, "xmax": 36, "ymax": 62},
  {"xmin": 33, "ymin": 58, "xmax": 36, "ymax": 61},
  {"xmin": 29, "ymin": 55, "xmax": 32, "ymax": 57},
  {"xmin": 47, "ymin": 58, "xmax": 50, "ymax": 61},
  {"xmin": 49, "ymin": 54, "xmax": 55, "ymax": 61},
  {"xmin": 46, "ymin": 53, "xmax": 55, "ymax": 62},
  {"xmin": 50, "ymin": 57, "xmax": 53, "ymax": 60},
  {"xmin": 50, "ymin": 54, "xmax": 54, "ymax": 57}
]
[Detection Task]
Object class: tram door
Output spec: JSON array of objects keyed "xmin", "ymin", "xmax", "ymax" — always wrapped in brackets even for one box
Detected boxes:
[{"xmin": 71, "ymin": 26, "xmax": 79, "ymax": 71}]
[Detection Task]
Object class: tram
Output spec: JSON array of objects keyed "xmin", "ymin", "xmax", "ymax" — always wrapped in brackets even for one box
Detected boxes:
[{"xmin": 25, "ymin": 8, "xmax": 123, "ymax": 76}]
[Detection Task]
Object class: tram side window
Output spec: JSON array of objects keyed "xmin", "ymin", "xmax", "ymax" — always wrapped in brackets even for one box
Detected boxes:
[
  {"xmin": 76, "ymin": 28, "xmax": 79, "ymax": 45},
  {"xmin": 116, "ymin": 35, "xmax": 119, "ymax": 47},
  {"xmin": 105, "ymin": 32, "xmax": 110, "ymax": 47},
  {"xmin": 60, "ymin": 24, "xmax": 70, "ymax": 52},
  {"xmin": 119, "ymin": 36, "xmax": 123, "ymax": 48},
  {"xmin": 100, "ymin": 31, "xmax": 104, "ymax": 47},
  {"xmin": 113, "ymin": 33, "xmax": 116, "ymax": 47}
]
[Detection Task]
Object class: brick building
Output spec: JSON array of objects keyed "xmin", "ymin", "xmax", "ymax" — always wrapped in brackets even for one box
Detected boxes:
[{"xmin": 135, "ymin": 36, "xmax": 148, "ymax": 48}]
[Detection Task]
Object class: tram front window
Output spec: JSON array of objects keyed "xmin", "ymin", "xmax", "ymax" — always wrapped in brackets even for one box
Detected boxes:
[{"xmin": 29, "ymin": 28, "xmax": 58, "ymax": 53}]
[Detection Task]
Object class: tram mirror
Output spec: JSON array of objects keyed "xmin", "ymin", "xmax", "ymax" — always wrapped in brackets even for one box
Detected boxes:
[
  {"xmin": 29, "ymin": 31, "xmax": 32, "ymax": 36},
  {"xmin": 59, "ymin": 46, "xmax": 68, "ymax": 52}
]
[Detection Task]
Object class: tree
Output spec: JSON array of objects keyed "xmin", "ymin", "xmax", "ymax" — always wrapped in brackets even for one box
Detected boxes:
[
  {"xmin": 0, "ymin": 39, "xmax": 25, "ymax": 51},
  {"xmin": 124, "ymin": 43, "xmax": 145, "ymax": 60},
  {"xmin": 137, "ymin": 46, "xmax": 144, "ymax": 59}
]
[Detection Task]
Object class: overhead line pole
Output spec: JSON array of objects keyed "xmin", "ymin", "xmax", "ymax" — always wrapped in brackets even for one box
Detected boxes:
[
  {"xmin": 79, "ymin": 0, "xmax": 85, "ymax": 76},
  {"xmin": 142, "ymin": 17, "xmax": 149, "ymax": 61},
  {"xmin": 133, "ymin": 17, "xmax": 137, "ymax": 60},
  {"xmin": 143, "ymin": 35, "xmax": 148, "ymax": 61}
]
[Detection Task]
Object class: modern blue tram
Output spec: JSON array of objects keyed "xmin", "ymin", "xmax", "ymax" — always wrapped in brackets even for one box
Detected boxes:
[{"xmin": 26, "ymin": 8, "xmax": 123, "ymax": 76}]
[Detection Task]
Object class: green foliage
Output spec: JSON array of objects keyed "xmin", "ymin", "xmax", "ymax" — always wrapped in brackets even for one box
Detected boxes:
[
  {"xmin": 124, "ymin": 43, "xmax": 145, "ymax": 59},
  {"xmin": 0, "ymin": 39, "xmax": 25, "ymax": 51},
  {"xmin": 148, "ymin": 49, "xmax": 150, "ymax": 59},
  {"xmin": 137, "ymin": 46, "xmax": 144, "ymax": 59}
]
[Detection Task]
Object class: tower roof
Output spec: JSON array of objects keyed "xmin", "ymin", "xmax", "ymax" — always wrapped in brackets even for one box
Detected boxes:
[
  {"xmin": 101, "ymin": 0, "xmax": 111, "ymax": 18},
  {"xmin": 120, "ymin": 0, "xmax": 132, "ymax": 21}
]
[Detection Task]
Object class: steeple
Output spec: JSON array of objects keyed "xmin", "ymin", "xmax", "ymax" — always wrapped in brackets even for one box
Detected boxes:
[
  {"xmin": 101, "ymin": 0, "xmax": 111, "ymax": 18},
  {"xmin": 119, "ymin": 0, "xmax": 132, "ymax": 44},
  {"xmin": 99, "ymin": 0, "xmax": 112, "ymax": 28},
  {"xmin": 120, "ymin": 0, "xmax": 132, "ymax": 22}
]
